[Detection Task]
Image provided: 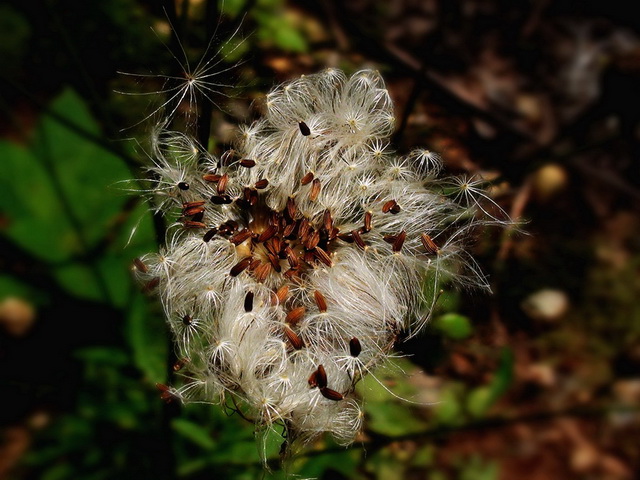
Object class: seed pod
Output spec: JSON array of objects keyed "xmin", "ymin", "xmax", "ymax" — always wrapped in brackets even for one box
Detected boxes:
[
  {"xmin": 283, "ymin": 325, "xmax": 304, "ymax": 350},
  {"xmin": 230, "ymin": 229, "xmax": 253, "ymax": 245},
  {"xmin": 239, "ymin": 158, "xmax": 256, "ymax": 168},
  {"xmin": 244, "ymin": 291, "xmax": 254, "ymax": 312},
  {"xmin": 349, "ymin": 337, "xmax": 362, "ymax": 357},
  {"xmin": 320, "ymin": 387, "xmax": 344, "ymax": 401},
  {"xmin": 420, "ymin": 233, "xmax": 440, "ymax": 255},
  {"xmin": 217, "ymin": 173, "xmax": 229, "ymax": 194},
  {"xmin": 133, "ymin": 257, "xmax": 148, "ymax": 273},
  {"xmin": 257, "ymin": 224, "xmax": 278, "ymax": 243},
  {"xmin": 230, "ymin": 257, "xmax": 252, "ymax": 277},
  {"xmin": 177, "ymin": 181, "xmax": 190, "ymax": 191},
  {"xmin": 309, "ymin": 178, "xmax": 321, "ymax": 201},
  {"xmin": 392, "ymin": 230, "xmax": 406, "ymax": 253},
  {"xmin": 203, "ymin": 173, "xmax": 222, "ymax": 182},
  {"xmin": 285, "ymin": 306, "xmax": 306, "ymax": 325},
  {"xmin": 313, "ymin": 290, "xmax": 327, "ymax": 312},
  {"xmin": 255, "ymin": 179, "xmax": 269, "ymax": 190},
  {"xmin": 363, "ymin": 211, "xmax": 372, "ymax": 232},
  {"xmin": 382, "ymin": 199, "xmax": 397, "ymax": 213},
  {"xmin": 301, "ymin": 172, "xmax": 314, "ymax": 185},
  {"xmin": 298, "ymin": 121, "xmax": 311, "ymax": 136},
  {"xmin": 313, "ymin": 247, "xmax": 333, "ymax": 267}
]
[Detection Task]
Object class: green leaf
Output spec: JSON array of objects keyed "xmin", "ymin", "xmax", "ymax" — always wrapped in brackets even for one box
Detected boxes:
[{"xmin": 172, "ymin": 418, "xmax": 217, "ymax": 450}]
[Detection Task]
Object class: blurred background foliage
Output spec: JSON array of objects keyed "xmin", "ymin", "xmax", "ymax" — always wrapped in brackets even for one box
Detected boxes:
[{"xmin": 1, "ymin": 0, "xmax": 639, "ymax": 479}]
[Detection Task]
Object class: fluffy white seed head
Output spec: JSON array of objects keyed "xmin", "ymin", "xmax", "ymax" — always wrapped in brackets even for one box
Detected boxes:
[{"xmin": 133, "ymin": 69, "xmax": 506, "ymax": 455}]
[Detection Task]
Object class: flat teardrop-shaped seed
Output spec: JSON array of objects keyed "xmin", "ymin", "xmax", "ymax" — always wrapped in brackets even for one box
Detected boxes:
[
  {"xmin": 313, "ymin": 290, "xmax": 327, "ymax": 312},
  {"xmin": 301, "ymin": 172, "xmax": 314, "ymax": 185},
  {"xmin": 349, "ymin": 337, "xmax": 362, "ymax": 357},
  {"xmin": 320, "ymin": 387, "xmax": 344, "ymax": 401},
  {"xmin": 283, "ymin": 326, "xmax": 304, "ymax": 350},
  {"xmin": 244, "ymin": 291, "xmax": 254, "ymax": 312},
  {"xmin": 420, "ymin": 233, "xmax": 440, "ymax": 255},
  {"xmin": 392, "ymin": 230, "xmax": 407, "ymax": 253},
  {"xmin": 229, "ymin": 257, "xmax": 252, "ymax": 277},
  {"xmin": 298, "ymin": 121, "xmax": 311, "ymax": 136},
  {"xmin": 285, "ymin": 306, "xmax": 306, "ymax": 325}
]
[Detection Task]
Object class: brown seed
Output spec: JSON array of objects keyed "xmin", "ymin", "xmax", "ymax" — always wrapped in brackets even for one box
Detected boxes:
[
  {"xmin": 177, "ymin": 181, "xmax": 190, "ymax": 190},
  {"xmin": 203, "ymin": 173, "xmax": 222, "ymax": 182},
  {"xmin": 239, "ymin": 158, "xmax": 256, "ymax": 168},
  {"xmin": 220, "ymin": 149, "xmax": 236, "ymax": 165},
  {"xmin": 217, "ymin": 173, "xmax": 229, "ymax": 194},
  {"xmin": 253, "ymin": 262, "xmax": 272, "ymax": 283},
  {"xmin": 257, "ymin": 224, "xmax": 278, "ymax": 243},
  {"xmin": 308, "ymin": 370, "xmax": 319, "ymax": 388},
  {"xmin": 182, "ymin": 314, "xmax": 193, "ymax": 326},
  {"xmin": 155, "ymin": 383, "xmax": 177, "ymax": 403},
  {"xmin": 323, "ymin": 209, "xmax": 333, "ymax": 233},
  {"xmin": 282, "ymin": 222, "xmax": 297, "ymax": 238},
  {"xmin": 173, "ymin": 358, "xmax": 189, "ymax": 372},
  {"xmin": 304, "ymin": 231, "xmax": 320, "ymax": 250},
  {"xmin": 338, "ymin": 232, "xmax": 354, "ymax": 243},
  {"xmin": 390, "ymin": 203, "xmax": 401, "ymax": 214},
  {"xmin": 230, "ymin": 257, "xmax": 252, "ymax": 277},
  {"xmin": 298, "ymin": 121, "xmax": 311, "ymax": 136},
  {"xmin": 351, "ymin": 229, "xmax": 366, "ymax": 250},
  {"xmin": 383, "ymin": 234, "xmax": 397, "ymax": 244},
  {"xmin": 283, "ymin": 325, "xmax": 304, "ymax": 350},
  {"xmin": 284, "ymin": 246, "xmax": 299, "ymax": 269},
  {"xmin": 285, "ymin": 306, "xmax": 306, "ymax": 325},
  {"xmin": 301, "ymin": 172, "xmax": 314, "ymax": 185},
  {"xmin": 316, "ymin": 364, "xmax": 327, "ymax": 388},
  {"xmin": 230, "ymin": 229, "xmax": 253, "ymax": 245},
  {"xmin": 183, "ymin": 220, "xmax": 207, "ymax": 229},
  {"xmin": 420, "ymin": 233, "xmax": 440, "ymax": 255},
  {"xmin": 272, "ymin": 285, "xmax": 289, "ymax": 306},
  {"xmin": 309, "ymin": 178, "xmax": 321, "ymax": 202},
  {"xmin": 202, "ymin": 228, "xmax": 218, "ymax": 242},
  {"xmin": 286, "ymin": 197, "xmax": 297, "ymax": 220},
  {"xmin": 133, "ymin": 257, "xmax": 148, "ymax": 273},
  {"xmin": 267, "ymin": 253, "xmax": 282, "ymax": 272},
  {"xmin": 255, "ymin": 178, "xmax": 269, "ymax": 190},
  {"xmin": 364, "ymin": 211, "xmax": 372, "ymax": 232},
  {"xmin": 313, "ymin": 247, "xmax": 333, "ymax": 267},
  {"xmin": 382, "ymin": 199, "xmax": 397, "ymax": 213},
  {"xmin": 392, "ymin": 230, "xmax": 407, "ymax": 253},
  {"xmin": 210, "ymin": 194, "xmax": 232, "ymax": 205},
  {"xmin": 182, "ymin": 200, "xmax": 206, "ymax": 209},
  {"xmin": 320, "ymin": 387, "xmax": 344, "ymax": 401},
  {"xmin": 244, "ymin": 291, "xmax": 254, "ymax": 312},
  {"xmin": 313, "ymin": 290, "xmax": 327, "ymax": 312},
  {"xmin": 303, "ymin": 251, "xmax": 316, "ymax": 264},
  {"xmin": 349, "ymin": 337, "xmax": 362, "ymax": 357},
  {"xmin": 298, "ymin": 218, "xmax": 310, "ymax": 240},
  {"xmin": 283, "ymin": 268, "xmax": 302, "ymax": 283},
  {"xmin": 264, "ymin": 237, "xmax": 279, "ymax": 257},
  {"xmin": 182, "ymin": 205, "xmax": 205, "ymax": 217},
  {"xmin": 142, "ymin": 277, "xmax": 160, "ymax": 294},
  {"xmin": 329, "ymin": 227, "xmax": 340, "ymax": 240}
]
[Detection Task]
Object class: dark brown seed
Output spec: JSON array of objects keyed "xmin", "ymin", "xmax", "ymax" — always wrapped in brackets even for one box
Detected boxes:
[
  {"xmin": 392, "ymin": 230, "xmax": 407, "ymax": 253},
  {"xmin": 313, "ymin": 246, "xmax": 333, "ymax": 267},
  {"xmin": 364, "ymin": 211, "xmax": 372, "ymax": 232},
  {"xmin": 323, "ymin": 210, "xmax": 333, "ymax": 232},
  {"xmin": 304, "ymin": 231, "xmax": 320, "ymax": 250},
  {"xmin": 298, "ymin": 121, "xmax": 311, "ymax": 136},
  {"xmin": 309, "ymin": 178, "xmax": 321, "ymax": 202},
  {"xmin": 301, "ymin": 171, "xmax": 314, "ymax": 185},
  {"xmin": 349, "ymin": 337, "xmax": 362, "ymax": 357},
  {"xmin": 303, "ymin": 251, "xmax": 316, "ymax": 264},
  {"xmin": 382, "ymin": 199, "xmax": 397, "ymax": 213},
  {"xmin": 420, "ymin": 233, "xmax": 440, "ymax": 255},
  {"xmin": 267, "ymin": 253, "xmax": 282, "ymax": 272},
  {"xmin": 182, "ymin": 314, "xmax": 193, "ymax": 326},
  {"xmin": 283, "ymin": 268, "xmax": 302, "ymax": 283},
  {"xmin": 182, "ymin": 200, "xmax": 206, "ymax": 209},
  {"xmin": 173, "ymin": 358, "xmax": 189, "ymax": 372},
  {"xmin": 320, "ymin": 387, "xmax": 344, "ymax": 401},
  {"xmin": 285, "ymin": 246, "xmax": 299, "ymax": 269},
  {"xmin": 183, "ymin": 220, "xmax": 207, "ymax": 229},
  {"xmin": 244, "ymin": 291, "xmax": 254, "ymax": 312},
  {"xmin": 221, "ymin": 149, "xmax": 236, "ymax": 165},
  {"xmin": 183, "ymin": 205, "xmax": 205, "ymax": 217},
  {"xmin": 383, "ymin": 234, "xmax": 397, "ymax": 244},
  {"xmin": 329, "ymin": 227, "xmax": 340, "ymax": 240},
  {"xmin": 203, "ymin": 173, "xmax": 222, "ymax": 182},
  {"xmin": 282, "ymin": 222, "xmax": 297, "ymax": 238},
  {"xmin": 133, "ymin": 258, "xmax": 148, "ymax": 273},
  {"xmin": 203, "ymin": 228, "xmax": 218, "ymax": 242},
  {"xmin": 249, "ymin": 258, "xmax": 261, "ymax": 270},
  {"xmin": 230, "ymin": 229, "xmax": 253, "ymax": 245},
  {"xmin": 217, "ymin": 173, "xmax": 229, "ymax": 194},
  {"xmin": 338, "ymin": 232, "xmax": 354, "ymax": 243},
  {"xmin": 156, "ymin": 383, "xmax": 177, "ymax": 403},
  {"xmin": 264, "ymin": 237, "xmax": 279, "ymax": 257},
  {"xmin": 286, "ymin": 197, "xmax": 297, "ymax": 220},
  {"xmin": 253, "ymin": 262, "xmax": 272, "ymax": 283},
  {"xmin": 255, "ymin": 179, "xmax": 269, "ymax": 190},
  {"xmin": 298, "ymin": 218, "xmax": 310, "ymax": 240},
  {"xmin": 239, "ymin": 158, "xmax": 256, "ymax": 168},
  {"xmin": 283, "ymin": 326, "xmax": 304, "ymax": 350},
  {"xmin": 210, "ymin": 194, "xmax": 233, "ymax": 205},
  {"xmin": 316, "ymin": 364, "xmax": 327, "ymax": 388},
  {"xmin": 390, "ymin": 203, "xmax": 401, "ymax": 214},
  {"xmin": 313, "ymin": 290, "xmax": 327, "ymax": 312},
  {"xmin": 177, "ymin": 181, "xmax": 190, "ymax": 191},
  {"xmin": 142, "ymin": 277, "xmax": 160, "ymax": 294},
  {"xmin": 257, "ymin": 224, "xmax": 278, "ymax": 243},
  {"xmin": 308, "ymin": 370, "xmax": 319, "ymax": 388},
  {"xmin": 286, "ymin": 306, "xmax": 306, "ymax": 325},
  {"xmin": 230, "ymin": 257, "xmax": 252, "ymax": 277},
  {"xmin": 352, "ymin": 229, "xmax": 366, "ymax": 250}
]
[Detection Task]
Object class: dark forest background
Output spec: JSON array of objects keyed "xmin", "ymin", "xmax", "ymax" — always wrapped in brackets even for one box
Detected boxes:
[{"xmin": 1, "ymin": 1, "xmax": 639, "ymax": 479}]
